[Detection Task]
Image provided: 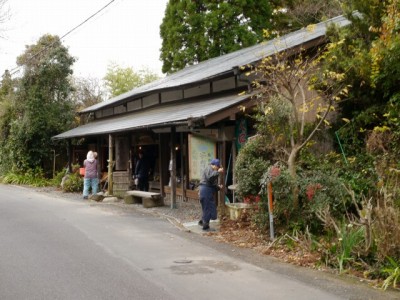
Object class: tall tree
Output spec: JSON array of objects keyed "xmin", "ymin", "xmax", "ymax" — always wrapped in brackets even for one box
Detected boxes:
[
  {"xmin": 0, "ymin": 69, "xmax": 12, "ymax": 98},
  {"xmin": 271, "ymin": 0, "xmax": 343, "ymax": 34},
  {"xmin": 0, "ymin": 70, "xmax": 16, "ymax": 173},
  {"xmin": 320, "ymin": 1, "xmax": 400, "ymax": 263},
  {"xmin": 71, "ymin": 76, "xmax": 106, "ymax": 110},
  {"xmin": 368, "ymin": 0, "xmax": 400, "ymax": 98},
  {"xmin": 0, "ymin": 34, "xmax": 76, "ymax": 174},
  {"xmin": 103, "ymin": 62, "xmax": 161, "ymax": 97},
  {"xmin": 160, "ymin": 0, "xmax": 273, "ymax": 74},
  {"xmin": 321, "ymin": 0, "xmax": 400, "ymax": 146},
  {"xmin": 249, "ymin": 45, "xmax": 347, "ymax": 208}
]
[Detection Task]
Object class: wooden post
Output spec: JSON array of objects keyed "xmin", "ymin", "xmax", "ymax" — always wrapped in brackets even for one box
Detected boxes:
[
  {"xmin": 232, "ymin": 138, "xmax": 236, "ymax": 185},
  {"xmin": 158, "ymin": 133, "xmax": 164, "ymax": 196},
  {"xmin": 231, "ymin": 139, "xmax": 237, "ymax": 202},
  {"xmin": 180, "ymin": 132, "xmax": 186, "ymax": 201},
  {"xmin": 128, "ymin": 134, "xmax": 133, "ymax": 179},
  {"xmin": 219, "ymin": 140, "xmax": 226, "ymax": 209},
  {"xmin": 96, "ymin": 137, "xmax": 101, "ymax": 179},
  {"xmin": 170, "ymin": 127, "xmax": 177, "ymax": 208},
  {"xmin": 67, "ymin": 139, "xmax": 72, "ymax": 173},
  {"xmin": 159, "ymin": 133, "xmax": 170, "ymax": 198},
  {"xmin": 108, "ymin": 134, "xmax": 114, "ymax": 195}
]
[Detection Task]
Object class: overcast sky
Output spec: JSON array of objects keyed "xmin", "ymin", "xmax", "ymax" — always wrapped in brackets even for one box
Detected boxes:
[{"xmin": 1, "ymin": 0, "xmax": 168, "ymax": 80}]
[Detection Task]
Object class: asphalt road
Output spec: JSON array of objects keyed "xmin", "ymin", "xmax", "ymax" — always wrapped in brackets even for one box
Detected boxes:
[{"xmin": 0, "ymin": 184, "xmax": 397, "ymax": 300}]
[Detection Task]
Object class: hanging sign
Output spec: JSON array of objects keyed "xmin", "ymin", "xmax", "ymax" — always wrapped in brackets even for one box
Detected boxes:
[{"xmin": 235, "ymin": 118, "xmax": 247, "ymax": 151}]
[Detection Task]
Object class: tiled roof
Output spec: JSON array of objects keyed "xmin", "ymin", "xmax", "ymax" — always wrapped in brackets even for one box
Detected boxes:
[{"xmin": 80, "ymin": 15, "xmax": 350, "ymax": 114}]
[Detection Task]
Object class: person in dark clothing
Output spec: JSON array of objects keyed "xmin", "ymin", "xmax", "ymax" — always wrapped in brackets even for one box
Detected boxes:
[
  {"xmin": 199, "ymin": 158, "xmax": 224, "ymax": 231},
  {"xmin": 134, "ymin": 151, "xmax": 150, "ymax": 191}
]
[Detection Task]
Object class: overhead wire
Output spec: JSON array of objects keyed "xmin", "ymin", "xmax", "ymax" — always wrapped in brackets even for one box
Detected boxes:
[{"xmin": 8, "ymin": 0, "xmax": 116, "ymax": 77}]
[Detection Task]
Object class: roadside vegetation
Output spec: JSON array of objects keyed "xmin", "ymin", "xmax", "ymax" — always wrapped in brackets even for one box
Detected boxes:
[{"xmin": 228, "ymin": 0, "xmax": 400, "ymax": 290}]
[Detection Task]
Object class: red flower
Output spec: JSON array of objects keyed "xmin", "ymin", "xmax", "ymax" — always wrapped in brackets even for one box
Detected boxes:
[
  {"xmin": 270, "ymin": 166, "xmax": 281, "ymax": 178},
  {"xmin": 243, "ymin": 195, "xmax": 261, "ymax": 204},
  {"xmin": 306, "ymin": 183, "xmax": 322, "ymax": 201}
]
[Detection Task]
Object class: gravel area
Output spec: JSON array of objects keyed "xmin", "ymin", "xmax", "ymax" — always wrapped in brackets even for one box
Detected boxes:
[
  {"xmin": 140, "ymin": 198, "xmax": 202, "ymax": 223},
  {"xmin": 34, "ymin": 186, "xmax": 202, "ymax": 224}
]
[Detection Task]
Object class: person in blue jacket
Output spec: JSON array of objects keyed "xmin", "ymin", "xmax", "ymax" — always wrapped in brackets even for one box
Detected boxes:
[{"xmin": 198, "ymin": 158, "xmax": 224, "ymax": 231}]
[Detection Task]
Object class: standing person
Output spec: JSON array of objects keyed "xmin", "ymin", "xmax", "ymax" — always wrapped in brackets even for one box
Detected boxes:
[
  {"xmin": 199, "ymin": 158, "xmax": 224, "ymax": 231},
  {"xmin": 135, "ymin": 151, "xmax": 150, "ymax": 191},
  {"xmin": 83, "ymin": 150, "xmax": 98, "ymax": 199}
]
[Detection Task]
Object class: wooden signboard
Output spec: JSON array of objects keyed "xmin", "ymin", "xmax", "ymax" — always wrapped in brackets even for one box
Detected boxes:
[{"xmin": 188, "ymin": 134, "xmax": 216, "ymax": 181}]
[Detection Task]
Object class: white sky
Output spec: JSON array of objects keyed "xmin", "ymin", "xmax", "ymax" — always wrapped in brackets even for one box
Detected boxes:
[{"xmin": 1, "ymin": 0, "xmax": 168, "ymax": 80}]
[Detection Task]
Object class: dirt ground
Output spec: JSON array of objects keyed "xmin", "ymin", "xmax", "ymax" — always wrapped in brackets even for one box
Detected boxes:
[{"xmin": 211, "ymin": 211, "xmax": 324, "ymax": 269}]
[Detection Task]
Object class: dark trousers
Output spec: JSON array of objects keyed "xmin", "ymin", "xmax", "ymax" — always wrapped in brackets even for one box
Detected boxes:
[
  {"xmin": 138, "ymin": 177, "xmax": 149, "ymax": 191},
  {"xmin": 199, "ymin": 185, "xmax": 217, "ymax": 224}
]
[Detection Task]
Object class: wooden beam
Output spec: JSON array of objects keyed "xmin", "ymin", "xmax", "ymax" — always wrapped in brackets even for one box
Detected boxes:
[{"xmin": 204, "ymin": 97, "xmax": 255, "ymax": 127}]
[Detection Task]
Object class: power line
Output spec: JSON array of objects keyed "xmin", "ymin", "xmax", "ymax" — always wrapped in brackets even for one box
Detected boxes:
[
  {"xmin": 8, "ymin": 0, "xmax": 116, "ymax": 77},
  {"xmin": 59, "ymin": 0, "xmax": 116, "ymax": 41}
]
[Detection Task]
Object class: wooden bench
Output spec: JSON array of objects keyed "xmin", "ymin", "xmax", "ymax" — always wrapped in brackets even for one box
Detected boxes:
[{"xmin": 124, "ymin": 190, "xmax": 164, "ymax": 208}]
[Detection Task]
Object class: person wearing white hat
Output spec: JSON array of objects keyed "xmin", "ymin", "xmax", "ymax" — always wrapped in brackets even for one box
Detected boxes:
[{"xmin": 82, "ymin": 150, "xmax": 98, "ymax": 199}]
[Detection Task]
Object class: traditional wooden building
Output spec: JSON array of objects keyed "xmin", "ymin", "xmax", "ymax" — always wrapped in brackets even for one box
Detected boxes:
[{"xmin": 53, "ymin": 15, "xmax": 350, "ymax": 206}]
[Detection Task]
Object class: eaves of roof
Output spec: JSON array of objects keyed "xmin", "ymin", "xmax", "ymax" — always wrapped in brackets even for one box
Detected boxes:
[{"xmin": 53, "ymin": 92, "xmax": 252, "ymax": 140}]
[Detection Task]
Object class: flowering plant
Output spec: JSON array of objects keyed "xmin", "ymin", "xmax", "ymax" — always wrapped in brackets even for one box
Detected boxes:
[
  {"xmin": 243, "ymin": 194, "xmax": 261, "ymax": 204},
  {"xmin": 305, "ymin": 183, "xmax": 323, "ymax": 201}
]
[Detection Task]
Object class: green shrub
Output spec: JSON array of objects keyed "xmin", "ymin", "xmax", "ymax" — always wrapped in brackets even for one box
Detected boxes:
[
  {"xmin": 234, "ymin": 136, "xmax": 271, "ymax": 199},
  {"xmin": 298, "ymin": 170, "xmax": 348, "ymax": 229},
  {"xmin": 337, "ymin": 154, "xmax": 378, "ymax": 197},
  {"xmin": 251, "ymin": 163, "xmax": 349, "ymax": 235},
  {"xmin": 62, "ymin": 173, "xmax": 83, "ymax": 193},
  {"xmin": 265, "ymin": 168, "xmax": 297, "ymax": 228},
  {"xmin": 0, "ymin": 167, "xmax": 50, "ymax": 187},
  {"xmin": 382, "ymin": 257, "xmax": 400, "ymax": 290},
  {"xmin": 49, "ymin": 168, "xmax": 68, "ymax": 187},
  {"xmin": 337, "ymin": 223, "xmax": 365, "ymax": 273}
]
